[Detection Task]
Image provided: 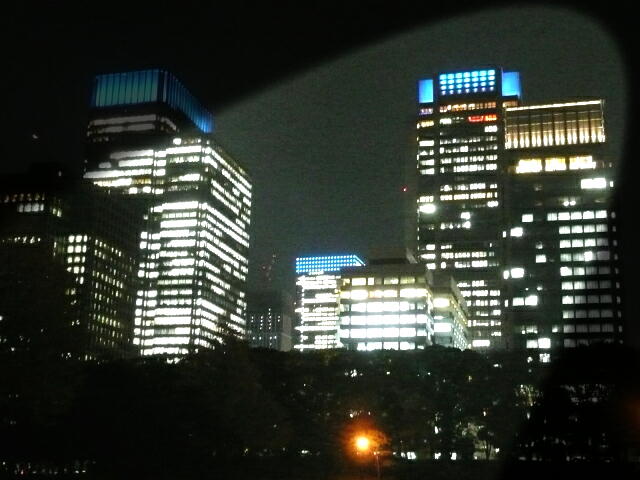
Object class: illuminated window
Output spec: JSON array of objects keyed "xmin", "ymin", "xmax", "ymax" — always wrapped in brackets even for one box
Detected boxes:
[
  {"xmin": 545, "ymin": 157, "xmax": 566, "ymax": 171},
  {"xmin": 569, "ymin": 155, "xmax": 596, "ymax": 170},
  {"xmin": 515, "ymin": 159, "xmax": 542, "ymax": 173}
]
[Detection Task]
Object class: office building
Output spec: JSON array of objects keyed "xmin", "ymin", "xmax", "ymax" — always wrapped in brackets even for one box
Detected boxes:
[
  {"xmin": 338, "ymin": 249, "xmax": 437, "ymax": 351},
  {"xmin": 0, "ymin": 165, "xmax": 139, "ymax": 359},
  {"xmin": 416, "ymin": 67, "xmax": 521, "ymax": 349},
  {"xmin": 430, "ymin": 272, "xmax": 470, "ymax": 350},
  {"xmin": 415, "ymin": 67, "xmax": 621, "ymax": 353},
  {"xmin": 84, "ymin": 70, "xmax": 251, "ymax": 357},
  {"xmin": 294, "ymin": 254, "xmax": 365, "ymax": 351},
  {"xmin": 502, "ymin": 99, "xmax": 622, "ymax": 359},
  {"xmin": 246, "ymin": 290, "xmax": 294, "ymax": 351},
  {"xmin": 111, "ymin": 136, "xmax": 250, "ymax": 357}
]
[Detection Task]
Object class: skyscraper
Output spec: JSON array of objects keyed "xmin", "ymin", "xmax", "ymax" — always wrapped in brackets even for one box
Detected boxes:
[
  {"xmin": 84, "ymin": 70, "xmax": 251, "ymax": 357},
  {"xmin": 502, "ymin": 99, "xmax": 621, "ymax": 359},
  {"xmin": 415, "ymin": 67, "xmax": 621, "ymax": 354},
  {"xmin": 0, "ymin": 165, "xmax": 140, "ymax": 359},
  {"xmin": 294, "ymin": 254, "xmax": 365, "ymax": 351},
  {"xmin": 416, "ymin": 67, "xmax": 521, "ymax": 349}
]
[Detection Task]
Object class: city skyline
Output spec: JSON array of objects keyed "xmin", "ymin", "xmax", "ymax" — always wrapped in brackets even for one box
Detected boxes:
[{"xmin": 1, "ymin": 5, "xmax": 633, "ymax": 344}]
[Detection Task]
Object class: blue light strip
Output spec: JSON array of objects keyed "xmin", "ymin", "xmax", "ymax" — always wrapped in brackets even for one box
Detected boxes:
[
  {"xmin": 418, "ymin": 79, "xmax": 434, "ymax": 103},
  {"xmin": 438, "ymin": 69, "xmax": 497, "ymax": 96},
  {"xmin": 501, "ymin": 71, "xmax": 521, "ymax": 98},
  {"xmin": 295, "ymin": 254, "xmax": 365, "ymax": 274},
  {"xmin": 91, "ymin": 69, "xmax": 214, "ymax": 133}
]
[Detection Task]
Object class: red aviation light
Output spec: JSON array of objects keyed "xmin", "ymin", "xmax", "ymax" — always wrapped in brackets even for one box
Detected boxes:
[{"xmin": 468, "ymin": 114, "xmax": 498, "ymax": 123}]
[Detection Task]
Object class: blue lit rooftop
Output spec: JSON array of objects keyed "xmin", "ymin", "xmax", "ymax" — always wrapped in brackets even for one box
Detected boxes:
[
  {"xmin": 295, "ymin": 254, "xmax": 365, "ymax": 274},
  {"xmin": 418, "ymin": 67, "xmax": 521, "ymax": 102},
  {"xmin": 90, "ymin": 69, "xmax": 214, "ymax": 133}
]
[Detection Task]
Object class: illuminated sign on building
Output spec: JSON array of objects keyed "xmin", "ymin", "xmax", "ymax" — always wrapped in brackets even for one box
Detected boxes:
[
  {"xmin": 418, "ymin": 68, "xmax": 521, "ymax": 103},
  {"xmin": 295, "ymin": 255, "xmax": 365, "ymax": 274}
]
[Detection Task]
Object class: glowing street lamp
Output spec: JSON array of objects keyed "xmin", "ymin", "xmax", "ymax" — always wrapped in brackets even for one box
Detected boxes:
[
  {"xmin": 354, "ymin": 434, "xmax": 381, "ymax": 480},
  {"xmin": 355, "ymin": 436, "xmax": 370, "ymax": 452}
]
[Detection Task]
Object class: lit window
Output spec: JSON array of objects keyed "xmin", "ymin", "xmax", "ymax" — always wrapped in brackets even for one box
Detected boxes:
[
  {"xmin": 569, "ymin": 155, "xmax": 596, "ymax": 170},
  {"xmin": 515, "ymin": 159, "xmax": 542, "ymax": 173},
  {"xmin": 510, "ymin": 267, "xmax": 525, "ymax": 278},
  {"xmin": 538, "ymin": 337, "xmax": 551, "ymax": 349},
  {"xmin": 545, "ymin": 157, "xmax": 566, "ymax": 171},
  {"xmin": 581, "ymin": 177, "xmax": 607, "ymax": 189}
]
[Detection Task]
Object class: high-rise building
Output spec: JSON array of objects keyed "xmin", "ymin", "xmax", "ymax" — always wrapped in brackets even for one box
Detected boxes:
[
  {"xmin": 502, "ymin": 100, "xmax": 621, "ymax": 360},
  {"xmin": 416, "ymin": 67, "xmax": 521, "ymax": 350},
  {"xmin": 415, "ymin": 67, "xmax": 621, "ymax": 354},
  {"xmin": 83, "ymin": 70, "xmax": 251, "ymax": 357},
  {"xmin": 246, "ymin": 290, "xmax": 294, "ymax": 351},
  {"xmin": 431, "ymin": 272, "xmax": 470, "ymax": 350},
  {"xmin": 337, "ymin": 250, "xmax": 436, "ymax": 351},
  {"xmin": 0, "ymin": 165, "xmax": 140, "ymax": 359},
  {"xmin": 294, "ymin": 254, "xmax": 365, "ymax": 351}
]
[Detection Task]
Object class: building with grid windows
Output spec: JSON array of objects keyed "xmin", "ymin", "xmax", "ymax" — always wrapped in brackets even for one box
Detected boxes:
[
  {"xmin": 337, "ymin": 250, "xmax": 436, "ymax": 351},
  {"xmin": 431, "ymin": 273, "xmax": 470, "ymax": 350},
  {"xmin": 83, "ymin": 70, "xmax": 251, "ymax": 357},
  {"xmin": 0, "ymin": 165, "xmax": 140, "ymax": 359},
  {"xmin": 415, "ymin": 67, "xmax": 621, "ymax": 355},
  {"xmin": 416, "ymin": 67, "xmax": 521, "ymax": 350},
  {"xmin": 502, "ymin": 100, "xmax": 621, "ymax": 360},
  {"xmin": 246, "ymin": 290, "xmax": 294, "ymax": 351},
  {"xmin": 294, "ymin": 254, "xmax": 365, "ymax": 351}
]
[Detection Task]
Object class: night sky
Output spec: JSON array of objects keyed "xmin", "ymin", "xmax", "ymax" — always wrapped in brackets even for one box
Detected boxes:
[{"xmin": 2, "ymin": 3, "xmax": 638, "ymax": 344}]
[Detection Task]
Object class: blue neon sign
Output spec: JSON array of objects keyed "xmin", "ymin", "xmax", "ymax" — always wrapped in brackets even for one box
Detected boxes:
[
  {"xmin": 437, "ymin": 68, "xmax": 498, "ymax": 96},
  {"xmin": 295, "ymin": 254, "xmax": 365, "ymax": 274}
]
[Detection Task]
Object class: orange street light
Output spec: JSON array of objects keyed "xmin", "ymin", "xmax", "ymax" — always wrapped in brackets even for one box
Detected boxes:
[{"xmin": 355, "ymin": 435, "xmax": 370, "ymax": 452}]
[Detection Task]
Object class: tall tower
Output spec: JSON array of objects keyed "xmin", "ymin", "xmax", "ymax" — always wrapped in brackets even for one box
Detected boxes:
[
  {"xmin": 502, "ymin": 99, "xmax": 621, "ymax": 360},
  {"xmin": 415, "ymin": 67, "xmax": 522, "ymax": 350},
  {"xmin": 83, "ymin": 70, "xmax": 251, "ymax": 358}
]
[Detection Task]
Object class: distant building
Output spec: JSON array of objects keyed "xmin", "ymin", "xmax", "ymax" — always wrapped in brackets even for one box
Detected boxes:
[
  {"xmin": 294, "ymin": 254, "xmax": 365, "ymax": 351},
  {"xmin": 337, "ymin": 249, "xmax": 437, "ymax": 351},
  {"xmin": 246, "ymin": 290, "xmax": 294, "ymax": 351},
  {"xmin": 118, "ymin": 136, "xmax": 251, "ymax": 357},
  {"xmin": 83, "ymin": 70, "xmax": 252, "ymax": 358},
  {"xmin": 414, "ymin": 67, "xmax": 621, "ymax": 356},
  {"xmin": 502, "ymin": 100, "xmax": 622, "ymax": 360},
  {"xmin": 0, "ymin": 165, "xmax": 139, "ymax": 359},
  {"xmin": 430, "ymin": 273, "xmax": 470, "ymax": 350},
  {"xmin": 415, "ymin": 67, "xmax": 521, "ymax": 350}
]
